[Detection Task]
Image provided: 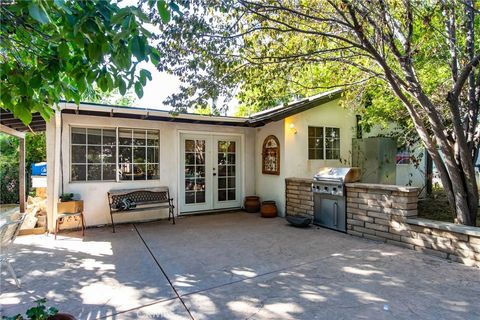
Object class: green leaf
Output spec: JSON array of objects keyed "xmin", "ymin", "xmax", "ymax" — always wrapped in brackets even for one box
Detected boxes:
[
  {"xmin": 28, "ymin": 3, "xmax": 51, "ymax": 24},
  {"xmin": 53, "ymin": 0, "xmax": 72, "ymax": 14},
  {"xmin": 140, "ymin": 69, "xmax": 152, "ymax": 81},
  {"xmin": 118, "ymin": 78, "xmax": 127, "ymax": 95},
  {"xmin": 129, "ymin": 36, "xmax": 146, "ymax": 61},
  {"xmin": 157, "ymin": 0, "xmax": 171, "ymax": 23},
  {"xmin": 58, "ymin": 42, "xmax": 69, "ymax": 58},
  {"xmin": 134, "ymin": 82, "xmax": 144, "ymax": 98},
  {"xmin": 169, "ymin": 2, "xmax": 181, "ymax": 14},
  {"xmin": 150, "ymin": 47, "xmax": 161, "ymax": 65}
]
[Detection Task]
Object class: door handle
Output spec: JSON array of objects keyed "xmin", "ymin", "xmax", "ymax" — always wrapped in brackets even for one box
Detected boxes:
[{"xmin": 333, "ymin": 202, "xmax": 338, "ymax": 227}]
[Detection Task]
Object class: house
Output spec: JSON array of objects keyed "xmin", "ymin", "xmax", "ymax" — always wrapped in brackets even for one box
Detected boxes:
[{"xmin": 0, "ymin": 88, "xmax": 426, "ymax": 231}]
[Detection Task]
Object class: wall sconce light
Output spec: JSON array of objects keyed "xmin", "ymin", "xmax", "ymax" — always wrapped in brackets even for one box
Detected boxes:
[{"xmin": 289, "ymin": 123, "xmax": 297, "ymax": 134}]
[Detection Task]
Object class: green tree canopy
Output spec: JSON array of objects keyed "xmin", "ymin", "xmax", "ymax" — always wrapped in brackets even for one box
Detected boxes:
[
  {"xmin": 153, "ymin": 0, "xmax": 479, "ymax": 225},
  {"xmin": 0, "ymin": 0, "xmax": 177, "ymax": 124}
]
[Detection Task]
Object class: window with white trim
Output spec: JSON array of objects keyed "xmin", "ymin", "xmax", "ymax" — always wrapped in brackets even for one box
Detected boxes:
[
  {"xmin": 70, "ymin": 127, "xmax": 159, "ymax": 182},
  {"xmin": 118, "ymin": 128, "xmax": 159, "ymax": 181},
  {"xmin": 308, "ymin": 126, "xmax": 340, "ymax": 160}
]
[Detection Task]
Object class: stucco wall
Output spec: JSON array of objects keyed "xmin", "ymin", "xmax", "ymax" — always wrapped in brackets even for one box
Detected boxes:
[
  {"xmin": 283, "ymin": 99, "xmax": 357, "ymax": 179},
  {"xmin": 60, "ymin": 113, "xmax": 256, "ymax": 227},
  {"xmin": 255, "ymin": 119, "xmax": 286, "ymax": 216},
  {"xmin": 255, "ymin": 98, "xmax": 357, "ymax": 217}
]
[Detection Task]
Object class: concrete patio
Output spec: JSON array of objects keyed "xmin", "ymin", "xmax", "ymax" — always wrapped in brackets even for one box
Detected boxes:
[{"xmin": 1, "ymin": 211, "xmax": 479, "ymax": 319}]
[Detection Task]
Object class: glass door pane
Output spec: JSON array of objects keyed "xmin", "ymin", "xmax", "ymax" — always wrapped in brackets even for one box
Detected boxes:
[
  {"xmin": 184, "ymin": 139, "xmax": 206, "ymax": 204},
  {"xmin": 217, "ymin": 140, "xmax": 236, "ymax": 202}
]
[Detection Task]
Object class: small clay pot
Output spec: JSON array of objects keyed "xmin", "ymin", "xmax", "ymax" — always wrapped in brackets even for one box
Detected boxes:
[
  {"xmin": 244, "ymin": 196, "xmax": 261, "ymax": 213},
  {"xmin": 260, "ymin": 201, "xmax": 277, "ymax": 218}
]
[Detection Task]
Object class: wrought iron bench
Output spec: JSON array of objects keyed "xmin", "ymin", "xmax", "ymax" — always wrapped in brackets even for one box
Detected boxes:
[{"xmin": 107, "ymin": 187, "xmax": 175, "ymax": 233}]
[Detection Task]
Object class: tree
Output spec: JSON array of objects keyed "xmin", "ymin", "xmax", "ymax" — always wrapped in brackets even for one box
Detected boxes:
[
  {"xmin": 153, "ymin": 0, "xmax": 479, "ymax": 226},
  {"xmin": 0, "ymin": 0, "xmax": 177, "ymax": 124}
]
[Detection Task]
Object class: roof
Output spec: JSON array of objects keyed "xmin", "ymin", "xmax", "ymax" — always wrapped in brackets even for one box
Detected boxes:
[
  {"xmin": 0, "ymin": 89, "xmax": 342, "ymax": 133},
  {"xmin": 0, "ymin": 109, "xmax": 46, "ymax": 132}
]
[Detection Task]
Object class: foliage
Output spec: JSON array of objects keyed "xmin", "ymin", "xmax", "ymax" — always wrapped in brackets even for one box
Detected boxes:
[
  {"xmin": 0, "ymin": 132, "xmax": 46, "ymax": 204},
  {"xmin": 2, "ymin": 298, "xmax": 58, "ymax": 320},
  {"xmin": 153, "ymin": 0, "xmax": 479, "ymax": 225},
  {"xmin": 0, "ymin": 0, "xmax": 177, "ymax": 124}
]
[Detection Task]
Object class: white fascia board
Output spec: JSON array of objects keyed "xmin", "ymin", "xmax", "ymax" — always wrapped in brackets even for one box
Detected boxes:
[{"xmin": 60, "ymin": 102, "xmax": 246, "ymax": 124}]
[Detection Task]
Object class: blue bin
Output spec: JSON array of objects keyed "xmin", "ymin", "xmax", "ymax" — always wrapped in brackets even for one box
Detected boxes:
[{"xmin": 31, "ymin": 162, "xmax": 47, "ymax": 176}]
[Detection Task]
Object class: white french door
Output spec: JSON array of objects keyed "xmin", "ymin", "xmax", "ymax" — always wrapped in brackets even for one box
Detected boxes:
[{"xmin": 179, "ymin": 133, "xmax": 242, "ymax": 213}]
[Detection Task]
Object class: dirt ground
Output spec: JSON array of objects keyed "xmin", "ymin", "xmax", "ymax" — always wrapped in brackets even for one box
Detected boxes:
[{"xmin": 418, "ymin": 191, "xmax": 480, "ymax": 226}]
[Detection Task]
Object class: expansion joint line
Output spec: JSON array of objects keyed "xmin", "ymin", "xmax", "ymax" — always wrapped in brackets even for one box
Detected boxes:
[{"xmin": 133, "ymin": 224, "xmax": 195, "ymax": 320}]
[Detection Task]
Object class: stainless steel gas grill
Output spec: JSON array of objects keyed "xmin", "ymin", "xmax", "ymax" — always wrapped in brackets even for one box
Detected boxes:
[{"xmin": 312, "ymin": 167, "xmax": 361, "ymax": 232}]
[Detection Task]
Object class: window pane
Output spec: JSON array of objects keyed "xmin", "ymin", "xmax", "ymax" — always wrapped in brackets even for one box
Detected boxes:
[
  {"xmin": 185, "ymin": 191, "xmax": 195, "ymax": 204},
  {"xmin": 227, "ymin": 142, "xmax": 236, "ymax": 152},
  {"xmin": 218, "ymin": 177, "xmax": 226, "ymax": 189},
  {"xmin": 308, "ymin": 149, "xmax": 315, "ymax": 159},
  {"xmin": 185, "ymin": 166, "xmax": 195, "ymax": 178},
  {"xmin": 147, "ymin": 131, "xmax": 159, "ymax": 146},
  {"xmin": 218, "ymin": 153, "xmax": 226, "ymax": 165},
  {"xmin": 87, "ymin": 128, "xmax": 101, "ymax": 145},
  {"xmin": 119, "ymin": 147, "xmax": 132, "ymax": 163},
  {"xmin": 185, "ymin": 140, "xmax": 195, "ymax": 152},
  {"xmin": 103, "ymin": 146, "xmax": 116, "ymax": 163},
  {"xmin": 227, "ymin": 154, "xmax": 235, "ymax": 164},
  {"xmin": 72, "ymin": 128, "xmax": 86, "ymax": 144},
  {"xmin": 316, "ymin": 149, "xmax": 323, "ymax": 159},
  {"xmin": 195, "ymin": 140, "xmax": 205, "ymax": 152},
  {"xmin": 195, "ymin": 179, "xmax": 205, "ymax": 191},
  {"xmin": 133, "ymin": 164, "xmax": 146, "ymax": 180},
  {"xmin": 119, "ymin": 163, "xmax": 132, "ymax": 180},
  {"xmin": 195, "ymin": 153, "xmax": 205, "ymax": 165},
  {"xmin": 185, "ymin": 153, "xmax": 195, "ymax": 165},
  {"xmin": 228, "ymin": 189, "xmax": 236, "ymax": 200},
  {"xmin": 72, "ymin": 146, "xmax": 86, "ymax": 163},
  {"xmin": 227, "ymin": 177, "xmax": 235, "ymax": 188},
  {"xmin": 315, "ymin": 127, "xmax": 324, "ymax": 137},
  {"xmin": 185, "ymin": 179, "xmax": 195, "ymax": 191},
  {"xmin": 71, "ymin": 165, "xmax": 86, "ymax": 181},
  {"xmin": 103, "ymin": 129, "xmax": 116, "ymax": 146},
  {"xmin": 147, "ymin": 164, "xmax": 159, "ymax": 180},
  {"xmin": 87, "ymin": 146, "xmax": 101, "ymax": 163},
  {"xmin": 218, "ymin": 165, "xmax": 226, "ymax": 177},
  {"xmin": 103, "ymin": 164, "xmax": 116, "ymax": 180},
  {"xmin": 133, "ymin": 130, "xmax": 146, "ymax": 146},
  {"xmin": 196, "ymin": 166, "xmax": 205, "ymax": 177},
  {"xmin": 196, "ymin": 191, "xmax": 205, "ymax": 203},
  {"xmin": 308, "ymin": 127, "xmax": 315, "ymax": 137},
  {"xmin": 147, "ymin": 147, "xmax": 159, "ymax": 163},
  {"xmin": 87, "ymin": 164, "xmax": 101, "ymax": 180},
  {"xmin": 218, "ymin": 141, "xmax": 228, "ymax": 152},
  {"xmin": 134, "ymin": 147, "xmax": 146, "ymax": 163},
  {"xmin": 119, "ymin": 129, "xmax": 132, "ymax": 145},
  {"xmin": 227, "ymin": 165, "xmax": 235, "ymax": 176},
  {"xmin": 218, "ymin": 190, "xmax": 226, "ymax": 201}
]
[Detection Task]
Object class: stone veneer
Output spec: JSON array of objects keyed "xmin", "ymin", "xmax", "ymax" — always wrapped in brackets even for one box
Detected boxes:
[
  {"xmin": 285, "ymin": 178, "xmax": 480, "ymax": 268},
  {"xmin": 285, "ymin": 178, "xmax": 314, "ymax": 217}
]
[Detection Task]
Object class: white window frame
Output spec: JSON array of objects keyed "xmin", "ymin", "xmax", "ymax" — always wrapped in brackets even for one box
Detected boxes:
[
  {"xmin": 308, "ymin": 126, "xmax": 341, "ymax": 160},
  {"xmin": 69, "ymin": 126, "xmax": 160, "ymax": 183}
]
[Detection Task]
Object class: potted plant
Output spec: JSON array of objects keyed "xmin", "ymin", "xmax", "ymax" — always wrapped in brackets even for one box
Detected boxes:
[
  {"xmin": 2, "ymin": 298, "xmax": 76, "ymax": 320},
  {"xmin": 59, "ymin": 193, "xmax": 74, "ymax": 202}
]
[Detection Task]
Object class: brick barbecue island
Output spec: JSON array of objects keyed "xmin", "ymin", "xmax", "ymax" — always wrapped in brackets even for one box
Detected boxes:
[{"xmin": 286, "ymin": 177, "xmax": 480, "ymax": 268}]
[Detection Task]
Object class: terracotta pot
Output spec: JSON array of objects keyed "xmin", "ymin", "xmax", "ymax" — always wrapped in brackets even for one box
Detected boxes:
[
  {"xmin": 261, "ymin": 201, "xmax": 277, "ymax": 218},
  {"xmin": 49, "ymin": 313, "xmax": 76, "ymax": 320},
  {"xmin": 244, "ymin": 196, "xmax": 261, "ymax": 213}
]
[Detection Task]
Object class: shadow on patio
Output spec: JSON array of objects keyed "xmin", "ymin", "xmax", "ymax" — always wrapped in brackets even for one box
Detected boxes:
[{"xmin": 2, "ymin": 212, "xmax": 479, "ymax": 320}]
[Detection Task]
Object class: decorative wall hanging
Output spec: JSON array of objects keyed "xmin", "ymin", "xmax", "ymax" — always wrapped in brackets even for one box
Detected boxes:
[{"xmin": 262, "ymin": 135, "xmax": 280, "ymax": 175}]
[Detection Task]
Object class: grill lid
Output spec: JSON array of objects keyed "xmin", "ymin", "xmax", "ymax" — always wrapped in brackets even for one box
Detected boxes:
[{"xmin": 313, "ymin": 167, "xmax": 361, "ymax": 183}]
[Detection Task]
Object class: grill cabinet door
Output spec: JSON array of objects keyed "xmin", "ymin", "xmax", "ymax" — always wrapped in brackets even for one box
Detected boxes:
[{"xmin": 313, "ymin": 194, "xmax": 346, "ymax": 232}]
